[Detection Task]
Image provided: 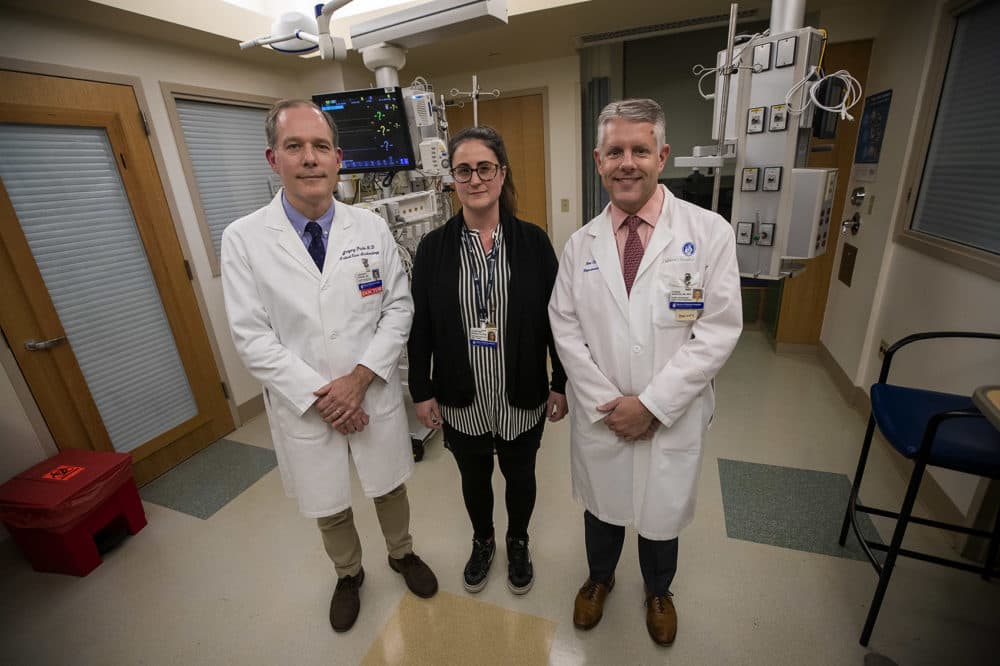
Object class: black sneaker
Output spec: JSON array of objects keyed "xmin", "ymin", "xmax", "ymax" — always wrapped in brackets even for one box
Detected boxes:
[
  {"xmin": 463, "ymin": 537, "xmax": 495, "ymax": 593},
  {"xmin": 506, "ymin": 536, "xmax": 533, "ymax": 595}
]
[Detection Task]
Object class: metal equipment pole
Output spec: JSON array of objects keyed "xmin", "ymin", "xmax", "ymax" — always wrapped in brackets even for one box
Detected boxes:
[{"xmin": 712, "ymin": 3, "xmax": 739, "ymax": 213}]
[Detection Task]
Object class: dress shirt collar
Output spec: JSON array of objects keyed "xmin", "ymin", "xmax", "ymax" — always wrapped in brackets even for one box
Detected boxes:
[
  {"xmin": 610, "ymin": 184, "xmax": 666, "ymax": 231},
  {"xmin": 281, "ymin": 190, "xmax": 335, "ymax": 239}
]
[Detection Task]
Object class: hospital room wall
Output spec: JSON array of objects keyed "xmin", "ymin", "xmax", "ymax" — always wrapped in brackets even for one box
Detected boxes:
[
  {"xmin": 0, "ymin": 7, "xmax": 354, "ymax": 484},
  {"xmin": 819, "ymin": 0, "xmax": 1000, "ymax": 517}
]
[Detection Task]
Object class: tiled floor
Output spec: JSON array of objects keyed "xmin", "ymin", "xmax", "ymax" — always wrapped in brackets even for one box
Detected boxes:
[{"xmin": 1, "ymin": 330, "xmax": 997, "ymax": 665}]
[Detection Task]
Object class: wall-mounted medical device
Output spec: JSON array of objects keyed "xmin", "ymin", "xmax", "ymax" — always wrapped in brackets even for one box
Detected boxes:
[
  {"xmin": 313, "ymin": 87, "xmax": 417, "ymax": 173},
  {"xmin": 693, "ymin": 23, "xmax": 846, "ymax": 278}
]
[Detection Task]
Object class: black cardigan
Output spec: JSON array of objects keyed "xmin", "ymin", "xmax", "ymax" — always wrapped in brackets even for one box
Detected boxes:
[{"xmin": 407, "ymin": 211, "xmax": 567, "ymax": 409}]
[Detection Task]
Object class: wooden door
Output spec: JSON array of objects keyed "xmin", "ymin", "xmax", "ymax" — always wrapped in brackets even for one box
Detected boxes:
[
  {"xmin": 0, "ymin": 70, "xmax": 234, "ymax": 485},
  {"xmin": 447, "ymin": 93, "xmax": 548, "ymax": 231},
  {"xmin": 775, "ymin": 40, "xmax": 874, "ymax": 346}
]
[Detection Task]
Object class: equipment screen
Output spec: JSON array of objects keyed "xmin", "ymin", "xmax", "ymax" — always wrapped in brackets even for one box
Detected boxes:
[{"xmin": 313, "ymin": 87, "xmax": 415, "ymax": 173}]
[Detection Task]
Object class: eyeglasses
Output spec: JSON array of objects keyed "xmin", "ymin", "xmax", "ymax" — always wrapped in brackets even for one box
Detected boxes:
[{"xmin": 450, "ymin": 162, "xmax": 500, "ymax": 183}]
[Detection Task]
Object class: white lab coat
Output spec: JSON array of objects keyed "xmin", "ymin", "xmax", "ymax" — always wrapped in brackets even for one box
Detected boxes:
[
  {"xmin": 221, "ymin": 192, "xmax": 414, "ymax": 517},
  {"xmin": 548, "ymin": 186, "xmax": 742, "ymax": 539}
]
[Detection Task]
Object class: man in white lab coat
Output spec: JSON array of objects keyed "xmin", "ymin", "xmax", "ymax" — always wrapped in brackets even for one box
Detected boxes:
[
  {"xmin": 221, "ymin": 100, "xmax": 437, "ymax": 634},
  {"xmin": 549, "ymin": 99, "xmax": 742, "ymax": 646}
]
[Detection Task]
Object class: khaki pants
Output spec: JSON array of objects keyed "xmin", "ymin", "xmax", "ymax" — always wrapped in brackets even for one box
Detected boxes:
[{"xmin": 316, "ymin": 484, "xmax": 413, "ymax": 578}]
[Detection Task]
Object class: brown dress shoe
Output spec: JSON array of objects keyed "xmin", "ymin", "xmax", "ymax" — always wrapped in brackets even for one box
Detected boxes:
[
  {"xmin": 645, "ymin": 593, "xmax": 677, "ymax": 646},
  {"xmin": 573, "ymin": 576, "xmax": 615, "ymax": 630},
  {"xmin": 330, "ymin": 568, "xmax": 364, "ymax": 633},
  {"xmin": 388, "ymin": 552, "xmax": 438, "ymax": 598}
]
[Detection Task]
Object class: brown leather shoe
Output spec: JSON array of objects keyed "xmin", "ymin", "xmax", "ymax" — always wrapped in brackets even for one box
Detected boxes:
[
  {"xmin": 388, "ymin": 552, "xmax": 438, "ymax": 598},
  {"xmin": 645, "ymin": 593, "xmax": 677, "ymax": 646},
  {"xmin": 573, "ymin": 576, "xmax": 615, "ymax": 630},
  {"xmin": 330, "ymin": 568, "xmax": 364, "ymax": 633}
]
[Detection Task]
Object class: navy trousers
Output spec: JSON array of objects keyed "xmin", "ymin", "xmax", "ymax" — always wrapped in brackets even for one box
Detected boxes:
[{"xmin": 584, "ymin": 510, "xmax": 678, "ymax": 597}]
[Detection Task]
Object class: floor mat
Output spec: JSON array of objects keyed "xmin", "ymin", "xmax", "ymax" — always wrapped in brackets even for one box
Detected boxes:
[
  {"xmin": 718, "ymin": 458, "xmax": 883, "ymax": 560},
  {"xmin": 140, "ymin": 438, "xmax": 276, "ymax": 519}
]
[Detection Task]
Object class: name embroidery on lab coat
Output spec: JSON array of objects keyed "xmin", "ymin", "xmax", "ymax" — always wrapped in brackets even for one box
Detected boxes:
[
  {"xmin": 340, "ymin": 244, "xmax": 379, "ymax": 260},
  {"xmin": 583, "ymin": 259, "xmax": 599, "ymax": 273}
]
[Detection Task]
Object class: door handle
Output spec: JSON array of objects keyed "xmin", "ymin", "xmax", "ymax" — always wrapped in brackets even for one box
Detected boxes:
[
  {"xmin": 24, "ymin": 336, "xmax": 67, "ymax": 351},
  {"xmin": 850, "ymin": 186, "xmax": 867, "ymax": 207},
  {"xmin": 840, "ymin": 212, "xmax": 862, "ymax": 236}
]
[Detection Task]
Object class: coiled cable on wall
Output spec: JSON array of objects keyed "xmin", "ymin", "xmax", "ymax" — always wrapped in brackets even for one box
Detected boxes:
[{"xmin": 786, "ymin": 67, "xmax": 863, "ymax": 121}]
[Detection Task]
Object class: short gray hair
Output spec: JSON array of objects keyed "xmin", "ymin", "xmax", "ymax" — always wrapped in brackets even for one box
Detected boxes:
[
  {"xmin": 265, "ymin": 99, "xmax": 338, "ymax": 149},
  {"xmin": 596, "ymin": 98, "xmax": 666, "ymax": 152}
]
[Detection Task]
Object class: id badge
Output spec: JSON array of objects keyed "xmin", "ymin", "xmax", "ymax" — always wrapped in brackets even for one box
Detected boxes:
[
  {"xmin": 356, "ymin": 269, "xmax": 383, "ymax": 297},
  {"xmin": 470, "ymin": 324, "xmax": 498, "ymax": 348},
  {"xmin": 668, "ymin": 287, "xmax": 705, "ymax": 320}
]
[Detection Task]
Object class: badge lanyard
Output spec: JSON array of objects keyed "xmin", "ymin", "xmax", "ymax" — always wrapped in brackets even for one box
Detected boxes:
[{"xmin": 461, "ymin": 230, "xmax": 497, "ymax": 325}]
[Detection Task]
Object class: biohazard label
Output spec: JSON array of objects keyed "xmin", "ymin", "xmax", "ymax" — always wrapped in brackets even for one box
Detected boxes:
[{"xmin": 42, "ymin": 465, "xmax": 85, "ymax": 481}]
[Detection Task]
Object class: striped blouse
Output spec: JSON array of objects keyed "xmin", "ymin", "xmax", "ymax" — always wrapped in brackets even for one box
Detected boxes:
[{"xmin": 439, "ymin": 223, "xmax": 546, "ymax": 440}]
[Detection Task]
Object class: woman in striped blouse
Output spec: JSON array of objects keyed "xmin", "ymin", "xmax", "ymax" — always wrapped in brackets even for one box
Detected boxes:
[{"xmin": 407, "ymin": 126, "xmax": 567, "ymax": 595}]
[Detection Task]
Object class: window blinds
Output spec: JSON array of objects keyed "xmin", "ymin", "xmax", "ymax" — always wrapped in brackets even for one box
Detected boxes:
[
  {"xmin": 175, "ymin": 99, "xmax": 274, "ymax": 262},
  {"xmin": 910, "ymin": 0, "xmax": 1000, "ymax": 255}
]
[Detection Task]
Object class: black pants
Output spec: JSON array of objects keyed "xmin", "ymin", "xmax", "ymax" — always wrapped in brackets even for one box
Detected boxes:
[
  {"xmin": 443, "ymin": 419, "xmax": 544, "ymax": 541},
  {"xmin": 584, "ymin": 510, "xmax": 678, "ymax": 598}
]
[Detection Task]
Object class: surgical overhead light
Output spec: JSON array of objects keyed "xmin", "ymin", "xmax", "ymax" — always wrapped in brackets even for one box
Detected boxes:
[{"xmin": 267, "ymin": 12, "xmax": 319, "ymax": 54}]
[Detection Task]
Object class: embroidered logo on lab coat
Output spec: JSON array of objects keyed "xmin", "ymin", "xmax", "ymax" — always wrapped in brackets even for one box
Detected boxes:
[{"xmin": 682, "ymin": 242, "xmax": 696, "ymax": 256}]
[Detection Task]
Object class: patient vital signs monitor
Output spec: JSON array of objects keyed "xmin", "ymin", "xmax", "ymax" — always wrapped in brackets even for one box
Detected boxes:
[{"xmin": 313, "ymin": 87, "xmax": 416, "ymax": 173}]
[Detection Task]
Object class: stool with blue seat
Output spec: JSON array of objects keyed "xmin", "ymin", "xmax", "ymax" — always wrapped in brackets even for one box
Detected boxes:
[{"xmin": 839, "ymin": 331, "xmax": 1000, "ymax": 646}]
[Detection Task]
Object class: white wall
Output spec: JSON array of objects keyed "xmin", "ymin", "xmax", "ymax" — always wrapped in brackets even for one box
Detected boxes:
[
  {"xmin": 0, "ymin": 350, "xmax": 56, "ymax": 486},
  {"xmin": 0, "ymin": 7, "xmax": 362, "ymax": 479},
  {"xmin": 820, "ymin": 0, "xmax": 938, "ymax": 384},
  {"xmin": 819, "ymin": 0, "xmax": 1000, "ymax": 516},
  {"xmin": 424, "ymin": 55, "xmax": 582, "ymax": 255}
]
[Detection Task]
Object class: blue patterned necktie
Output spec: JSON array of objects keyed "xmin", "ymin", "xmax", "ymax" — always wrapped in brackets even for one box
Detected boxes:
[{"xmin": 304, "ymin": 221, "xmax": 325, "ymax": 271}]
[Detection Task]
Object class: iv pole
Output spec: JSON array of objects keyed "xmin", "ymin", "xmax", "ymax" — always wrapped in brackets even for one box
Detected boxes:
[{"xmin": 448, "ymin": 75, "xmax": 501, "ymax": 126}]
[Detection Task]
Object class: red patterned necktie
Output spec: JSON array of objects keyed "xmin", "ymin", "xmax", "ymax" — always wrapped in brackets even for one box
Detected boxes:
[{"xmin": 622, "ymin": 215, "xmax": 644, "ymax": 295}]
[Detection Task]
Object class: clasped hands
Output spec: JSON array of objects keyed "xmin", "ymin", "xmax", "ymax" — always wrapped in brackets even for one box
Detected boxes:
[
  {"xmin": 597, "ymin": 395, "xmax": 659, "ymax": 441},
  {"xmin": 313, "ymin": 366, "xmax": 376, "ymax": 435}
]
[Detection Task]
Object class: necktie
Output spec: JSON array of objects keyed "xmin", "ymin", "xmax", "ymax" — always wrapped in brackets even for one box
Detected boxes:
[
  {"xmin": 304, "ymin": 221, "xmax": 325, "ymax": 271},
  {"xmin": 622, "ymin": 215, "xmax": 644, "ymax": 295}
]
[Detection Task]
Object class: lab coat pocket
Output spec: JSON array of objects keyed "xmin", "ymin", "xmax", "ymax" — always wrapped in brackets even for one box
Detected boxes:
[
  {"xmin": 273, "ymin": 395, "xmax": 330, "ymax": 441},
  {"xmin": 652, "ymin": 267, "xmax": 702, "ymax": 328},
  {"xmin": 362, "ymin": 373, "xmax": 403, "ymax": 418},
  {"xmin": 653, "ymin": 397, "xmax": 702, "ymax": 452}
]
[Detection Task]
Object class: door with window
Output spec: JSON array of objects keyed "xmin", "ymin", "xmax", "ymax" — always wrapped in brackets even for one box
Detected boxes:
[{"xmin": 0, "ymin": 70, "xmax": 234, "ymax": 485}]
